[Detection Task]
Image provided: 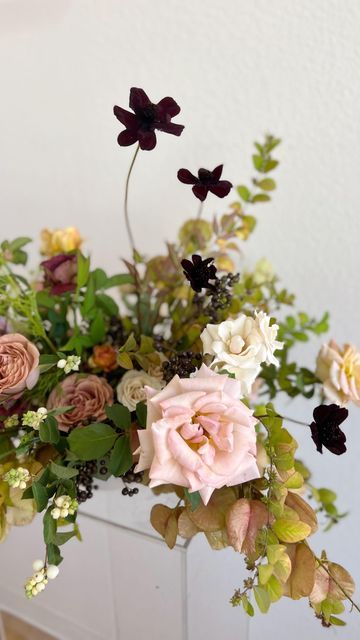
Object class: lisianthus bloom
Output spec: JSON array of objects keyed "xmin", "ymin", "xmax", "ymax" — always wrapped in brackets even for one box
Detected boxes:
[
  {"xmin": 316, "ymin": 340, "xmax": 360, "ymax": 405},
  {"xmin": 117, "ymin": 369, "xmax": 163, "ymax": 412},
  {"xmin": 200, "ymin": 311, "xmax": 283, "ymax": 396},
  {"xmin": 310, "ymin": 404, "xmax": 348, "ymax": 455},
  {"xmin": 89, "ymin": 345, "xmax": 118, "ymax": 372},
  {"xmin": 47, "ymin": 374, "xmax": 113, "ymax": 432},
  {"xmin": 177, "ymin": 165, "xmax": 232, "ymax": 201},
  {"xmin": 41, "ymin": 254, "xmax": 77, "ymax": 295},
  {"xmin": 40, "ymin": 227, "xmax": 82, "ymax": 256},
  {"xmin": 113, "ymin": 87, "xmax": 184, "ymax": 151},
  {"xmin": 134, "ymin": 364, "xmax": 259, "ymax": 505},
  {"xmin": 181, "ymin": 254, "xmax": 217, "ymax": 292},
  {"xmin": 0, "ymin": 334, "xmax": 40, "ymax": 401}
]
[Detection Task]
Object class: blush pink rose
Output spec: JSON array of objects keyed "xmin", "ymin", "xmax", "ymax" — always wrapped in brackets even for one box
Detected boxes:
[
  {"xmin": 135, "ymin": 364, "xmax": 260, "ymax": 505},
  {"xmin": 0, "ymin": 333, "xmax": 40, "ymax": 400},
  {"xmin": 47, "ymin": 373, "xmax": 114, "ymax": 432}
]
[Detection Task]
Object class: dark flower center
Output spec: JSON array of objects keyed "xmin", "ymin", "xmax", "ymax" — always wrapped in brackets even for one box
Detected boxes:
[
  {"xmin": 198, "ymin": 169, "xmax": 214, "ymax": 185},
  {"xmin": 138, "ymin": 104, "xmax": 157, "ymax": 124}
]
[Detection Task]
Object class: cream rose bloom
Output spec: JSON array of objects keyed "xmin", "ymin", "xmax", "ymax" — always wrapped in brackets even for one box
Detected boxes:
[
  {"xmin": 117, "ymin": 370, "xmax": 163, "ymax": 411},
  {"xmin": 200, "ymin": 311, "xmax": 283, "ymax": 396},
  {"xmin": 316, "ymin": 340, "xmax": 360, "ymax": 405}
]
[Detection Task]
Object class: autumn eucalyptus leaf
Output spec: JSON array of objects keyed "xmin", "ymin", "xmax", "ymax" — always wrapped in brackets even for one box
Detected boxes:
[
  {"xmin": 258, "ymin": 563, "xmax": 273, "ymax": 585},
  {"xmin": 226, "ymin": 498, "xmax": 271, "ymax": 555},
  {"xmin": 266, "ymin": 575, "xmax": 283, "ymax": 602},
  {"xmin": 272, "ymin": 518, "xmax": 311, "ymax": 543},
  {"xmin": 150, "ymin": 504, "xmax": 179, "ymax": 549},
  {"xmin": 285, "ymin": 492, "xmax": 318, "ymax": 534},
  {"xmin": 283, "ymin": 543, "xmax": 316, "ymax": 599},
  {"xmin": 204, "ymin": 529, "xmax": 229, "ymax": 550},
  {"xmin": 177, "ymin": 509, "xmax": 199, "ymax": 539},
  {"xmin": 189, "ymin": 487, "xmax": 237, "ymax": 532},
  {"xmin": 310, "ymin": 562, "xmax": 355, "ymax": 604},
  {"xmin": 254, "ymin": 585, "xmax": 271, "ymax": 613}
]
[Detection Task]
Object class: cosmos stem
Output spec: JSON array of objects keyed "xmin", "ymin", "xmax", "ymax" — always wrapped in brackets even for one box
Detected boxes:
[
  {"xmin": 124, "ymin": 143, "xmax": 140, "ymax": 256},
  {"xmin": 197, "ymin": 201, "xmax": 204, "ymax": 219}
]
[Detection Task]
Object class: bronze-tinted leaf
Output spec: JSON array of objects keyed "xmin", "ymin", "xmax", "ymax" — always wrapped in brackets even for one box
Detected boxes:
[
  {"xmin": 150, "ymin": 504, "xmax": 172, "ymax": 538},
  {"xmin": 205, "ymin": 529, "xmax": 229, "ymax": 550},
  {"xmin": 178, "ymin": 509, "xmax": 199, "ymax": 539},
  {"xmin": 285, "ymin": 492, "xmax": 318, "ymax": 534},
  {"xmin": 189, "ymin": 487, "xmax": 237, "ymax": 533},
  {"xmin": 226, "ymin": 498, "xmax": 270, "ymax": 555},
  {"xmin": 310, "ymin": 562, "xmax": 355, "ymax": 604},
  {"xmin": 283, "ymin": 543, "xmax": 316, "ymax": 599},
  {"xmin": 150, "ymin": 504, "xmax": 181, "ymax": 549}
]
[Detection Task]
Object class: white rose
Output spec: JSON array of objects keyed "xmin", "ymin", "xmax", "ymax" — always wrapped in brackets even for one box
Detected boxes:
[
  {"xmin": 116, "ymin": 370, "xmax": 164, "ymax": 411},
  {"xmin": 200, "ymin": 311, "xmax": 283, "ymax": 396}
]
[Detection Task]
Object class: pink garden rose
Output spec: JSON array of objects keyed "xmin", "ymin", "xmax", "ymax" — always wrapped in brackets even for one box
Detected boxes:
[
  {"xmin": 0, "ymin": 333, "xmax": 40, "ymax": 400},
  {"xmin": 316, "ymin": 340, "xmax": 360, "ymax": 406},
  {"xmin": 135, "ymin": 364, "xmax": 260, "ymax": 505},
  {"xmin": 47, "ymin": 374, "xmax": 114, "ymax": 432}
]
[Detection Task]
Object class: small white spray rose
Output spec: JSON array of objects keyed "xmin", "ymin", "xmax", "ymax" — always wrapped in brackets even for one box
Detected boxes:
[{"xmin": 200, "ymin": 311, "xmax": 283, "ymax": 396}]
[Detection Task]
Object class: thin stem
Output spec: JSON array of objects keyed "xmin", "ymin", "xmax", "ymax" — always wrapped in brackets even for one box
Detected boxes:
[
  {"xmin": 197, "ymin": 200, "xmax": 204, "ymax": 219},
  {"xmin": 315, "ymin": 557, "xmax": 360, "ymax": 613},
  {"xmin": 124, "ymin": 144, "xmax": 140, "ymax": 256},
  {"xmin": 282, "ymin": 416, "xmax": 309, "ymax": 427},
  {"xmin": 256, "ymin": 414, "xmax": 309, "ymax": 428}
]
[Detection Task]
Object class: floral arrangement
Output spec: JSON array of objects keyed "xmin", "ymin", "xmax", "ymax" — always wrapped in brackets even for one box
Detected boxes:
[{"xmin": 0, "ymin": 87, "xmax": 359, "ymax": 627}]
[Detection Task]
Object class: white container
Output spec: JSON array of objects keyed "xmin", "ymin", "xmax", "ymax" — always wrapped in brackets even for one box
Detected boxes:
[{"xmin": 0, "ymin": 482, "xmax": 249, "ymax": 640}]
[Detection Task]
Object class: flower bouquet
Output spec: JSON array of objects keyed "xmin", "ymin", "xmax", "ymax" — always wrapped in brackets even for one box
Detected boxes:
[{"xmin": 0, "ymin": 87, "xmax": 359, "ymax": 627}]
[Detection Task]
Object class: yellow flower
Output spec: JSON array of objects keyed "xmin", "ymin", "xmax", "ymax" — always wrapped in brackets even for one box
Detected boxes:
[{"xmin": 40, "ymin": 227, "xmax": 83, "ymax": 256}]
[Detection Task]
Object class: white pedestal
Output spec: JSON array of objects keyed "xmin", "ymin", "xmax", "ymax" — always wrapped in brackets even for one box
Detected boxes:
[{"xmin": 0, "ymin": 482, "xmax": 249, "ymax": 640}]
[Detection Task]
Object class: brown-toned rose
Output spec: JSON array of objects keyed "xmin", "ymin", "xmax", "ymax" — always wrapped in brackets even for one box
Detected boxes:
[
  {"xmin": 47, "ymin": 374, "xmax": 114, "ymax": 432},
  {"xmin": 90, "ymin": 345, "xmax": 118, "ymax": 372},
  {"xmin": 0, "ymin": 333, "xmax": 40, "ymax": 400}
]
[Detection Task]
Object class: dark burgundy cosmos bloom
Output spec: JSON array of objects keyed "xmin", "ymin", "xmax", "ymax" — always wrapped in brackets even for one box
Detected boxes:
[
  {"xmin": 113, "ymin": 87, "xmax": 184, "ymax": 151},
  {"xmin": 177, "ymin": 165, "xmax": 232, "ymax": 201},
  {"xmin": 310, "ymin": 404, "xmax": 348, "ymax": 455},
  {"xmin": 41, "ymin": 254, "xmax": 77, "ymax": 295},
  {"xmin": 181, "ymin": 254, "xmax": 217, "ymax": 293}
]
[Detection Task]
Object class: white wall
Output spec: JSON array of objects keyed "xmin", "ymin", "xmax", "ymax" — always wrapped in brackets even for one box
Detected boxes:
[{"xmin": 0, "ymin": 1, "xmax": 359, "ymax": 638}]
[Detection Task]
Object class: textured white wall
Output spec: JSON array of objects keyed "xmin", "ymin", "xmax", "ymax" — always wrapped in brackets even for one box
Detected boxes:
[{"xmin": 0, "ymin": 0, "xmax": 360, "ymax": 638}]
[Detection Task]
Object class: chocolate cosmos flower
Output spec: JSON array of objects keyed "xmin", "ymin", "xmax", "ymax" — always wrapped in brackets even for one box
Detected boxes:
[
  {"xmin": 181, "ymin": 254, "xmax": 217, "ymax": 293},
  {"xmin": 113, "ymin": 87, "xmax": 184, "ymax": 151},
  {"xmin": 310, "ymin": 404, "xmax": 348, "ymax": 455},
  {"xmin": 177, "ymin": 165, "xmax": 232, "ymax": 201}
]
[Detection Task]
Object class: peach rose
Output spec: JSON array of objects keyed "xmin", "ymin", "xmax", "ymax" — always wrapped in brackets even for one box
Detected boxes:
[
  {"xmin": 0, "ymin": 333, "xmax": 40, "ymax": 400},
  {"xmin": 90, "ymin": 345, "xmax": 118, "ymax": 372},
  {"xmin": 135, "ymin": 364, "xmax": 260, "ymax": 505},
  {"xmin": 316, "ymin": 340, "xmax": 360, "ymax": 406},
  {"xmin": 47, "ymin": 374, "xmax": 114, "ymax": 432}
]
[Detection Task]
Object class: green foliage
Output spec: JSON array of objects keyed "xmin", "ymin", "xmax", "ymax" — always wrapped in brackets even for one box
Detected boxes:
[
  {"xmin": 108, "ymin": 436, "xmax": 133, "ymax": 476},
  {"xmin": 68, "ymin": 423, "xmax": 118, "ymax": 461}
]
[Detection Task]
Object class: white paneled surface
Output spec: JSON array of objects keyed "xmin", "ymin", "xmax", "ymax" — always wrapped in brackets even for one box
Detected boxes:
[{"xmin": 1, "ymin": 1, "xmax": 360, "ymax": 638}]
